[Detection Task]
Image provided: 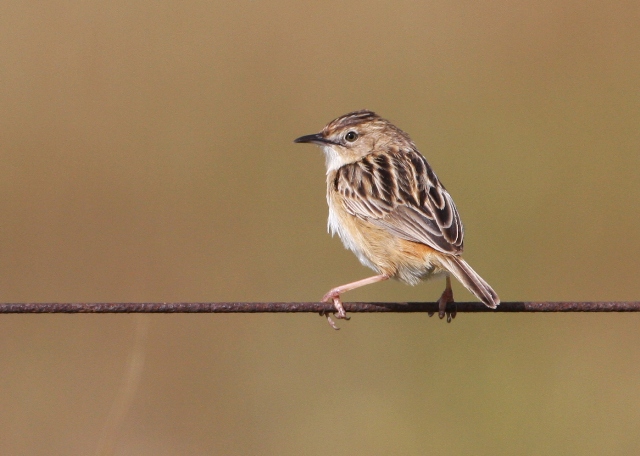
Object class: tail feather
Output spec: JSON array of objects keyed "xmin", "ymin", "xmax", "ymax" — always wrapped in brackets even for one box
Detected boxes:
[{"xmin": 437, "ymin": 255, "xmax": 500, "ymax": 308}]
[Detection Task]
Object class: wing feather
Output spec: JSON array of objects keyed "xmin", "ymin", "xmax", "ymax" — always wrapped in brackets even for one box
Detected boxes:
[{"xmin": 334, "ymin": 148, "xmax": 464, "ymax": 254}]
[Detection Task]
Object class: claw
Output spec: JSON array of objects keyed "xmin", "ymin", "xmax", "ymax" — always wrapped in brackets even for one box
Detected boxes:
[
  {"xmin": 320, "ymin": 291, "xmax": 349, "ymax": 329},
  {"xmin": 317, "ymin": 274, "xmax": 389, "ymax": 329},
  {"xmin": 437, "ymin": 275, "xmax": 456, "ymax": 323},
  {"xmin": 438, "ymin": 294, "xmax": 450, "ymax": 320},
  {"xmin": 322, "ymin": 311, "xmax": 340, "ymax": 330},
  {"xmin": 333, "ymin": 297, "xmax": 350, "ymax": 321}
]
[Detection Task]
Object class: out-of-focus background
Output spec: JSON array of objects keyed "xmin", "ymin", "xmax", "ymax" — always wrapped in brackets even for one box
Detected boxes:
[{"xmin": 1, "ymin": 1, "xmax": 639, "ymax": 454}]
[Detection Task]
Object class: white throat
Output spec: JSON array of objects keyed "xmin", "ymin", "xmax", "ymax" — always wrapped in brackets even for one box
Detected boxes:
[{"xmin": 322, "ymin": 145, "xmax": 348, "ymax": 174}]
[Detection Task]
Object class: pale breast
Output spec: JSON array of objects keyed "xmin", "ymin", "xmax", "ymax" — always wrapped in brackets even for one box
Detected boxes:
[
  {"xmin": 326, "ymin": 175, "xmax": 444, "ymax": 285},
  {"xmin": 327, "ymin": 191, "xmax": 379, "ymax": 272}
]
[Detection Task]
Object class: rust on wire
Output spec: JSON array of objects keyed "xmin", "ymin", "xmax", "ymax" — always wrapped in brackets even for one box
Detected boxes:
[{"xmin": 0, "ymin": 302, "xmax": 639, "ymax": 314}]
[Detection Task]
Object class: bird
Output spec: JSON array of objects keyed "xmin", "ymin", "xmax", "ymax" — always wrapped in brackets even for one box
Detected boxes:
[{"xmin": 294, "ymin": 110, "xmax": 499, "ymax": 328}]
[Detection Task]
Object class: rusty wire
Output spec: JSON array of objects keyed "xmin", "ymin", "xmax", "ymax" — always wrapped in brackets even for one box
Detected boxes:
[{"xmin": 0, "ymin": 302, "xmax": 638, "ymax": 313}]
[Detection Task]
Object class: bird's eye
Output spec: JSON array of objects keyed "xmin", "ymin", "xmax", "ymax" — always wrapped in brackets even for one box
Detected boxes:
[{"xmin": 344, "ymin": 131, "xmax": 358, "ymax": 142}]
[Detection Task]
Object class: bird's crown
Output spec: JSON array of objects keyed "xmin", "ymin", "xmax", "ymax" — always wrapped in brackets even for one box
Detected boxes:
[{"xmin": 323, "ymin": 110, "xmax": 381, "ymax": 135}]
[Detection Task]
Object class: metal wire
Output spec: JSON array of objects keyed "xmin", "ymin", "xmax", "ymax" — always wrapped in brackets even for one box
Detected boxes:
[{"xmin": 0, "ymin": 302, "xmax": 638, "ymax": 313}]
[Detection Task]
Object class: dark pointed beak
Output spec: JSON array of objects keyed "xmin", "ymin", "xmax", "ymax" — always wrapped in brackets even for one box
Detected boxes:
[{"xmin": 293, "ymin": 133, "xmax": 334, "ymax": 145}]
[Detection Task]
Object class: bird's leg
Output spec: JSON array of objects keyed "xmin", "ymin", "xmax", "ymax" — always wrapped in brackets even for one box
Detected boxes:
[
  {"xmin": 436, "ymin": 275, "xmax": 456, "ymax": 323},
  {"xmin": 321, "ymin": 274, "xmax": 389, "ymax": 329}
]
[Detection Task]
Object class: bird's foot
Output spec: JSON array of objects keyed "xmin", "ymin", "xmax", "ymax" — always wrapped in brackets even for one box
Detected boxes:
[
  {"xmin": 320, "ymin": 290, "xmax": 350, "ymax": 330},
  {"xmin": 435, "ymin": 286, "xmax": 456, "ymax": 323}
]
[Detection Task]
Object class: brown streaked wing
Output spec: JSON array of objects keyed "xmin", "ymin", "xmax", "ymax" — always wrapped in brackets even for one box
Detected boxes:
[{"xmin": 334, "ymin": 149, "xmax": 464, "ymax": 255}]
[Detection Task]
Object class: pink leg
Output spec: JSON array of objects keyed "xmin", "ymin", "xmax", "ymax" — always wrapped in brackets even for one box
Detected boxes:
[
  {"xmin": 321, "ymin": 274, "xmax": 389, "ymax": 329},
  {"xmin": 435, "ymin": 274, "xmax": 456, "ymax": 323}
]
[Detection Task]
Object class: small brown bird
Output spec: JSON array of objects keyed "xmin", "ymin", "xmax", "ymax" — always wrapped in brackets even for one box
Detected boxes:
[{"xmin": 294, "ymin": 110, "xmax": 499, "ymax": 328}]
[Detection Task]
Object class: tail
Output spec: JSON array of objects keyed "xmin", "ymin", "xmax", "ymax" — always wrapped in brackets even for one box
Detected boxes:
[{"xmin": 437, "ymin": 255, "xmax": 500, "ymax": 309}]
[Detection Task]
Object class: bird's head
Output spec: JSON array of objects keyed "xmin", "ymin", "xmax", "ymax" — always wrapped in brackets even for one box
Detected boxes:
[{"xmin": 294, "ymin": 110, "xmax": 413, "ymax": 172}]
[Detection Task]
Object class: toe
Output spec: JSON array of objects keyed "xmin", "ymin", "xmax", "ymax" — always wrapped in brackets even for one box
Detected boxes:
[{"xmin": 325, "ymin": 314, "xmax": 340, "ymax": 330}]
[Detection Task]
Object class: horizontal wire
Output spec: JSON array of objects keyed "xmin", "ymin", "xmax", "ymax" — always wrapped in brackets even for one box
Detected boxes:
[{"xmin": 0, "ymin": 302, "xmax": 638, "ymax": 313}]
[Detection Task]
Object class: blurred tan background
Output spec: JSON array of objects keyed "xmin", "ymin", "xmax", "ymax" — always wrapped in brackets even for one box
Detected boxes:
[{"xmin": 1, "ymin": 0, "xmax": 639, "ymax": 454}]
